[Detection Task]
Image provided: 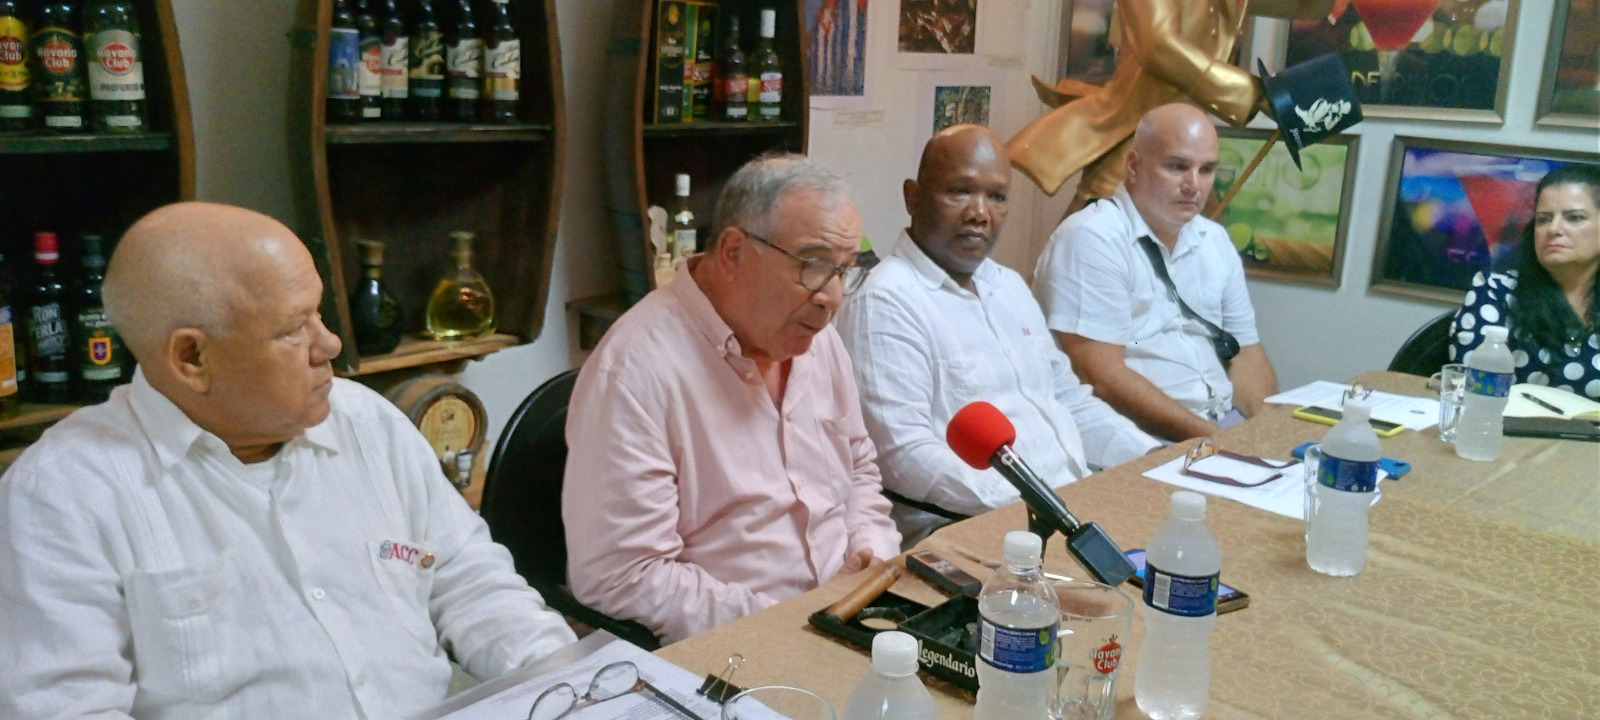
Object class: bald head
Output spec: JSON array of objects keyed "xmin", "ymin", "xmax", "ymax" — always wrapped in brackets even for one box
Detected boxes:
[
  {"xmin": 905, "ymin": 124, "xmax": 1011, "ymax": 288},
  {"xmin": 1124, "ymin": 104, "xmax": 1220, "ymax": 244},
  {"xmin": 104, "ymin": 202, "xmax": 312, "ymax": 362},
  {"xmin": 916, "ymin": 124, "xmax": 1006, "ymax": 187},
  {"xmin": 1132, "ymin": 103, "xmax": 1217, "ymax": 156}
]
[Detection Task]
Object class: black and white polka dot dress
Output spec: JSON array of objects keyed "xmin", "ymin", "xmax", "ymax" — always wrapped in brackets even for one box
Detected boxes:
[{"xmin": 1450, "ymin": 271, "xmax": 1600, "ymax": 400}]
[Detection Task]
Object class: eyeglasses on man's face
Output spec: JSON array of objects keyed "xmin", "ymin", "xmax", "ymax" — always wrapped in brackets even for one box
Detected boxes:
[
  {"xmin": 527, "ymin": 660, "xmax": 704, "ymax": 720},
  {"xmin": 742, "ymin": 229, "xmax": 869, "ymax": 294}
]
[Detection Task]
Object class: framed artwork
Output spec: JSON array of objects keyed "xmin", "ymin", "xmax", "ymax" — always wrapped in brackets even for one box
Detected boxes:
[
  {"xmin": 1280, "ymin": 0, "xmax": 1519, "ymax": 122},
  {"xmin": 1536, "ymin": 0, "xmax": 1599, "ymax": 127},
  {"xmin": 807, "ymin": 0, "xmax": 871, "ymax": 109},
  {"xmin": 1058, "ymin": 0, "xmax": 1117, "ymax": 85},
  {"xmin": 1209, "ymin": 128, "xmax": 1358, "ymax": 288},
  {"xmin": 1371, "ymin": 137, "xmax": 1600, "ymax": 303},
  {"xmin": 896, "ymin": 0, "xmax": 979, "ymax": 68},
  {"xmin": 913, "ymin": 70, "xmax": 1004, "ymax": 157}
]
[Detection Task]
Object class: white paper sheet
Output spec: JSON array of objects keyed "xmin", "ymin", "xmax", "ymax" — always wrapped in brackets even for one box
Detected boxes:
[
  {"xmin": 1265, "ymin": 381, "xmax": 1440, "ymax": 431},
  {"xmin": 1142, "ymin": 455, "xmax": 1386, "ymax": 519}
]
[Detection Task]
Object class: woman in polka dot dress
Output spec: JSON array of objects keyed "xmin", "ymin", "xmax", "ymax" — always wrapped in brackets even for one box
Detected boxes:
[{"xmin": 1450, "ymin": 164, "xmax": 1600, "ymax": 400}]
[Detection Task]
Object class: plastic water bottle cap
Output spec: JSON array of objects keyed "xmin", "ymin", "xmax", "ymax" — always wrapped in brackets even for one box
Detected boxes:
[
  {"xmin": 870, "ymin": 630, "xmax": 921, "ymax": 677},
  {"xmin": 1342, "ymin": 398, "xmax": 1371, "ymax": 421},
  {"xmin": 1483, "ymin": 325, "xmax": 1508, "ymax": 342},
  {"xmin": 1171, "ymin": 490, "xmax": 1207, "ymax": 521},
  {"xmin": 1002, "ymin": 530, "xmax": 1043, "ymax": 566}
]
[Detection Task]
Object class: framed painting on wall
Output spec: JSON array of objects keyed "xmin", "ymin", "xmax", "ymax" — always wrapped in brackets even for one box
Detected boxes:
[
  {"xmin": 1535, "ymin": 0, "xmax": 1599, "ymax": 127},
  {"xmin": 1280, "ymin": 0, "xmax": 1519, "ymax": 122},
  {"xmin": 1057, "ymin": 0, "xmax": 1117, "ymax": 85},
  {"xmin": 1209, "ymin": 127, "xmax": 1359, "ymax": 288},
  {"xmin": 1371, "ymin": 137, "xmax": 1600, "ymax": 303},
  {"xmin": 807, "ymin": 0, "xmax": 871, "ymax": 109},
  {"xmin": 896, "ymin": 0, "xmax": 980, "ymax": 68}
]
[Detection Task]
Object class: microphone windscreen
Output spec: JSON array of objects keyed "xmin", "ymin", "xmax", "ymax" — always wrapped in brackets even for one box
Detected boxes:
[{"xmin": 947, "ymin": 401, "xmax": 1017, "ymax": 469}]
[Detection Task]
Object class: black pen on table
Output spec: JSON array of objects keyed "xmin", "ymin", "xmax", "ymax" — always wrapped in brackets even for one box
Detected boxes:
[{"xmin": 1520, "ymin": 391, "xmax": 1566, "ymax": 416}]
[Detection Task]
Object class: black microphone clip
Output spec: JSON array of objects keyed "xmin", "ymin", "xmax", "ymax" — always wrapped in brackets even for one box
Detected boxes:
[{"xmin": 994, "ymin": 446, "xmax": 1137, "ymax": 587}]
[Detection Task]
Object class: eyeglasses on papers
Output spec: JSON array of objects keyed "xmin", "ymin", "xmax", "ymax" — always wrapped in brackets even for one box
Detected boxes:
[
  {"xmin": 742, "ymin": 229, "xmax": 869, "ymax": 294},
  {"xmin": 527, "ymin": 660, "xmax": 705, "ymax": 720}
]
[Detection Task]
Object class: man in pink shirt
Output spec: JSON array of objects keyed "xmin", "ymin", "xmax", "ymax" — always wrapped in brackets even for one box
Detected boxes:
[{"xmin": 563, "ymin": 154, "xmax": 901, "ymax": 644}]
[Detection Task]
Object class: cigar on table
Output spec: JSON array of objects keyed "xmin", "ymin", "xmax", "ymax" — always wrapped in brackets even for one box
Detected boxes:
[{"xmin": 822, "ymin": 562, "xmax": 904, "ymax": 624}]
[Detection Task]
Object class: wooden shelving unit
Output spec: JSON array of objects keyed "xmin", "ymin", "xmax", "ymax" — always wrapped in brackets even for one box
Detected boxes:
[
  {"xmin": 0, "ymin": 0, "xmax": 193, "ymax": 447},
  {"xmin": 288, "ymin": 0, "xmax": 564, "ymax": 377}
]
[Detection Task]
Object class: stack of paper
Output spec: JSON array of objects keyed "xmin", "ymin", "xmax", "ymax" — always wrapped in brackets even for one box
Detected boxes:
[
  {"xmin": 1265, "ymin": 381, "xmax": 1439, "ymax": 431},
  {"xmin": 1142, "ymin": 456, "xmax": 1386, "ymax": 519}
]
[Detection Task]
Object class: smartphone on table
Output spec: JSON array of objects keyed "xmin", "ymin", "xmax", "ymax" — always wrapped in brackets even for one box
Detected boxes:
[
  {"xmin": 1124, "ymin": 549, "xmax": 1250, "ymax": 614},
  {"xmin": 1292, "ymin": 405, "xmax": 1406, "ymax": 438}
]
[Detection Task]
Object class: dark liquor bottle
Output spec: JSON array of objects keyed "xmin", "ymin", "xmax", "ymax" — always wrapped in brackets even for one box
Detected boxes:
[
  {"xmin": 407, "ymin": 0, "xmax": 444, "ymax": 120},
  {"xmin": 376, "ymin": 0, "xmax": 407, "ymax": 119},
  {"xmin": 0, "ymin": 0, "xmax": 33, "ymax": 133},
  {"xmin": 0, "ymin": 251, "xmax": 18, "ymax": 417},
  {"xmin": 326, "ymin": 0, "xmax": 360, "ymax": 123},
  {"xmin": 354, "ymin": 0, "xmax": 382, "ymax": 119},
  {"xmin": 349, "ymin": 239, "xmax": 402, "ymax": 355},
  {"xmin": 84, "ymin": 0, "xmax": 146, "ymax": 133},
  {"xmin": 26, "ymin": 232, "xmax": 72, "ymax": 404},
  {"xmin": 443, "ymin": 0, "xmax": 480, "ymax": 122},
  {"xmin": 30, "ymin": 1, "xmax": 88, "ymax": 133},
  {"xmin": 752, "ymin": 9, "xmax": 781, "ymax": 123},
  {"xmin": 718, "ymin": 14, "xmax": 746, "ymax": 122},
  {"xmin": 481, "ymin": 0, "xmax": 518, "ymax": 123},
  {"xmin": 72, "ymin": 234, "xmax": 125, "ymax": 403}
]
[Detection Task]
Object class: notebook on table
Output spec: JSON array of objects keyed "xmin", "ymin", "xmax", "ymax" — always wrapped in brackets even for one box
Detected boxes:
[{"xmin": 1503, "ymin": 385, "xmax": 1600, "ymax": 442}]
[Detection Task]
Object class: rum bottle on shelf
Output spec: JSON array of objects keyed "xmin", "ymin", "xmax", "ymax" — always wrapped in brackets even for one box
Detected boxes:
[
  {"xmin": 425, "ymin": 231, "xmax": 495, "ymax": 341},
  {"xmin": 0, "ymin": 251, "xmax": 18, "ymax": 418},
  {"xmin": 718, "ymin": 14, "xmax": 746, "ymax": 122},
  {"xmin": 376, "ymin": 0, "xmax": 407, "ymax": 119},
  {"xmin": 669, "ymin": 173, "xmax": 695, "ymax": 261},
  {"xmin": 72, "ymin": 234, "xmax": 125, "ymax": 403},
  {"xmin": 0, "ymin": 0, "xmax": 33, "ymax": 133},
  {"xmin": 31, "ymin": 1, "xmax": 88, "ymax": 133},
  {"xmin": 84, "ymin": 0, "xmax": 146, "ymax": 133},
  {"xmin": 443, "ymin": 0, "xmax": 481, "ymax": 122},
  {"xmin": 354, "ymin": 0, "xmax": 383, "ymax": 119},
  {"xmin": 481, "ymin": 0, "xmax": 519, "ymax": 123},
  {"xmin": 350, "ymin": 239, "xmax": 402, "ymax": 355},
  {"xmin": 326, "ymin": 0, "xmax": 361, "ymax": 122},
  {"xmin": 26, "ymin": 232, "xmax": 72, "ymax": 404},
  {"xmin": 407, "ymin": 0, "xmax": 444, "ymax": 120},
  {"xmin": 752, "ymin": 8, "xmax": 781, "ymax": 123}
]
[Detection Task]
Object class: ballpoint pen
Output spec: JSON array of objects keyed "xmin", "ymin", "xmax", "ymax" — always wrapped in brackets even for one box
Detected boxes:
[{"xmin": 1520, "ymin": 391, "xmax": 1567, "ymax": 416}]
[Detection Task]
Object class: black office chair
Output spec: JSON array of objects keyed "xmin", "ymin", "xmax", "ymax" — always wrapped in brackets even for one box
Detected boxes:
[
  {"xmin": 479, "ymin": 369, "xmax": 661, "ymax": 650},
  {"xmin": 1387, "ymin": 310, "xmax": 1457, "ymax": 377}
]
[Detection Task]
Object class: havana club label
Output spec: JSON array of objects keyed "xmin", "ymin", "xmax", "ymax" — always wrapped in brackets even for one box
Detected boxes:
[
  {"xmin": 31, "ymin": 27, "xmax": 86, "ymax": 102},
  {"xmin": 88, "ymin": 28, "xmax": 144, "ymax": 101},
  {"xmin": 0, "ymin": 16, "xmax": 29, "ymax": 92}
]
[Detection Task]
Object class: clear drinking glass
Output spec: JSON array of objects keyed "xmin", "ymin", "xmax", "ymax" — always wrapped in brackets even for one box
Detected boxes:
[
  {"xmin": 720, "ymin": 686, "xmax": 836, "ymax": 720},
  {"xmin": 1050, "ymin": 580, "xmax": 1134, "ymax": 720},
  {"xmin": 1432, "ymin": 363, "xmax": 1468, "ymax": 444}
]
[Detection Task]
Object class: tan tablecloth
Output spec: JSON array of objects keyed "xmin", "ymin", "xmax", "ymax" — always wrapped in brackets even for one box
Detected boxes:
[{"xmin": 657, "ymin": 372, "xmax": 1600, "ymax": 719}]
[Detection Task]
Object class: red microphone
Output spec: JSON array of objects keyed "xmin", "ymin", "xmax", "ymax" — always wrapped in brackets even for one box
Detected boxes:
[{"xmin": 946, "ymin": 401, "xmax": 1136, "ymax": 586}]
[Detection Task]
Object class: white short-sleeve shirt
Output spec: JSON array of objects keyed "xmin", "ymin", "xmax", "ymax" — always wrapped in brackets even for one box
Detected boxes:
[{"xmin": 1033, "ymin": 186, "xmax": 1260, "ymax": 419}]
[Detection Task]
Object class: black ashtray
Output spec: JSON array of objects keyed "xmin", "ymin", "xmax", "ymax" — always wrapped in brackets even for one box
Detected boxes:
[{"xmin": 808, "ymin": 593, "xmax": 980, "ymax": 692}]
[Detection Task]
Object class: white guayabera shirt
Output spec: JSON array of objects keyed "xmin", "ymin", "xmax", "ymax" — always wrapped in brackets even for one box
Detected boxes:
[{"xmin": 0, "ymin": 370, "xmax": 576, "ymax": 720}]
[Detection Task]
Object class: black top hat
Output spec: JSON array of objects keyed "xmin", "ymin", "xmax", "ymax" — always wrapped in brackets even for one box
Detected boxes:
[{"xmin": 1258, "ymin": 54, "xmax": 1363, "ymax": 170}]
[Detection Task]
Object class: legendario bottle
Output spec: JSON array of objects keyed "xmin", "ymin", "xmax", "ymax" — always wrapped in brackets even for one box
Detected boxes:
[
  {"xmin": 376, "ymin": 0, "xmax": 407, "ymax": 119},
  {"xmin": 30, "ymin": 1, "xmax": 89, "ymax": 133},
  {"xmin": 0, "ymin": 0, "xmax": 32, "ymax": 133},
  {"xmin": 752, "ymin": 9, "xmax": 781, "ymax": 123},
  {"xmin": 84, "ymin": 0, "xmax": 146, "ymax": 133},
  {"xmin": 443, "ymin": 0, "xmax": 481, "ymax": 122},
  {"xmin": 407, "ymin": 0, "xmax": 444, "ymax": 120},
  {"xmin": 350, "ymin": 239, "xmax": 402, "ymax": 355},
  {"xmin": 26, "ymin": 232, "xmax": 73, "ymax": 404},
  {"xmin": 73, "ymin": 234, "xmax": 125, "ymax": 403},
  {"xmin": 718, "ymin": 14, "xmax": 746, "ymax": 122},
  {"xmin": 326, "ymin": 0, "xmax": 360, "ymax": 123},
  {"xmin": 481, "ymin": 0, "xmax": 519, "ymax": 123},
  {"xmin": 425, "ymin": 231, "xmax": 495, "ymax": 340}
]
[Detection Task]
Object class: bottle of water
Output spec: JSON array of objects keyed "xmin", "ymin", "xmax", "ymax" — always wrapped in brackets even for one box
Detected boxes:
[
  {"xmin": 974, "ymin": 530, "xmax": 1059, "ymax": 720},
  {"xmin": 842, "ymin": 631, "xmax": 937, "ymax": 720},
  {"xmin": 1305, "ymin": 398, "xmax": 1380, "ymax": 576},
  {"xmin": 1135, "ymin": 491, "xmax": 1220, "ymax": 720},
  {"xmin": 1456, "ymin": 325, "xmax": 1514, "ymax": 461}
]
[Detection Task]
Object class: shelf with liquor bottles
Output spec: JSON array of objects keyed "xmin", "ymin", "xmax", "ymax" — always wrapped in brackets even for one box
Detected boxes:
[
  {"xmin": 0, "ymin": 0, "xmax": 193, "ymax": 441},
  {"xmin": 288, "ymin": 0, "xmax": 561, "ymax": 377},
  {"xmin": 600, "ymin": 0, "xmax": 808, "ymax": 310}
]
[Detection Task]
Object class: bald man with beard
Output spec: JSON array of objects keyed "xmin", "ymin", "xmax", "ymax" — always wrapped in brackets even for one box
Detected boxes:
[
  {"xmin": 0, "ymin": 202, "xmax": 575, "ymax": 719},
  {"xmin": 837, "ymin": 125, "xmax": 1157, "ymax": 544},
  {"xmin": 1034, "ymin": 104, "xmax": 1278, "ymax": 443}
]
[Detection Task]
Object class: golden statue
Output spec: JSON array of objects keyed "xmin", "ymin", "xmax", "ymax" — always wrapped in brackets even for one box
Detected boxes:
[{"xmin": 1008, "ymin": 0, "xmax": 1333, "ymax": 209}]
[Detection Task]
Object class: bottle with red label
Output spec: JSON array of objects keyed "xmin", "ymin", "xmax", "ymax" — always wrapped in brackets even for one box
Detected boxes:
[
  {"xmin": 354, "ymin": 0, "xmax": 382, "ymax": 119},
  {"xmin": 26, "ymin": 232, "xmax": 73, "ymax": 404},
  {"xmin": 717, "ymin": 14, "xmax": 746, "ymax": 122},
  {"xmin": 443, "ymin": 0, "xmax": 481, "ymax": 122},
  {"xmin": 30, "ymin": 1, "xmax": 88, "ymax": 133},
  {"xmin": 376, "ymin": 0, "xmax": 407, "ymax": 119},
  {"xmin": 85, "ymin": 0, "xmax": 145, "ymax": 133},
  {"xmin": 752, "ymin": 8, "xmax": 780, "ymax": 123},
  {"xmin": 0, "ymin": 0, "xmax": 32, "ymax": 133}
]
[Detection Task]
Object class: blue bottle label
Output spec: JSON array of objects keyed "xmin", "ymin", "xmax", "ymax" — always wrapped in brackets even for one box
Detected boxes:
[
  {"xmin": 978, "ymin": 617, "xmax": 1056, "ymax": 674},
  {"xmin": 327, "ymin": 28, "xmax": 360, "ymax": 100},
  {"xmin": 1317, "ymin": 455, "xmax": 1377, "ymax": 493},
  {"xmin": 1466, "ymin": 368, "xmax": 1512, "ymax": 398},
  {"xmin": 1142, "ymin": 563, "xmax": 1217, "ymax": 617}
]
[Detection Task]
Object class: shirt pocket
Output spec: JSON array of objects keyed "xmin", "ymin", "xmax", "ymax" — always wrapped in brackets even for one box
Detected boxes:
[
  {"xmin": 124, "ymin": 551, "xmax": 246, "ymax": 705},
  {"xmin": 366, "ymin": 539, "xmax": 440, "ymax": 650},
  {"xmin": 814, "ymin": 416, "xmax": 858, "ymax": 506}
]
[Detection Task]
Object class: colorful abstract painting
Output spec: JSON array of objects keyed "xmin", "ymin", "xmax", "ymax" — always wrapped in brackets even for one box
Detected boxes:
[{"xmin": 807, "ymin": 0, "xmax": 869, "ymax": 99}]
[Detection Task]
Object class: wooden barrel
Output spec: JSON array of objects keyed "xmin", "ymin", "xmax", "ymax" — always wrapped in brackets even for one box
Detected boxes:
[
  {"xmin": 603, "ymin": 0, "xmax": 654, "ymax": 304},
  {"xmin": 381, "ymin": 374, "xmax": 488, "ymax": 502}
]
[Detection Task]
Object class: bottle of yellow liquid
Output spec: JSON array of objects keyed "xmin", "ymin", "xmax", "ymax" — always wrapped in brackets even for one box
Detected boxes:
[{"xmin": 425, "ymin": 231, "xmax": 496, "ymax": 340}]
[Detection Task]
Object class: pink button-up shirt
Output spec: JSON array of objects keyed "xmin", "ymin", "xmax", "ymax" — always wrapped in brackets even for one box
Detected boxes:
[{"xmin": 563, "ymin": 266, "xmax": 901, "ymax": 643}]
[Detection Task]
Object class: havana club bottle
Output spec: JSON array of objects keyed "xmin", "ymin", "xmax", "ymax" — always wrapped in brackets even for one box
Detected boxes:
[
  {"xmin": 84, "ymin": 0, "xmax": 146, "ymax": 133},
  {"xmin": 0, "ymin": 0, "xmax": 32, "ymax": 133},
  {"xmin": 30, "ymin": 1, "xmax": 88, "ymax": 133}
]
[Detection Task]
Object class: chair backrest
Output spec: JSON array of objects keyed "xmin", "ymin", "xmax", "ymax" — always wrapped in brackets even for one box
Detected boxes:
[
  {"xmin": 1387, "ymin": 310, "xmax": 1457, "ymax": 377},
  {"xmin": 479, "ymin": 369, "xmax": 661, "ymax": 650}
]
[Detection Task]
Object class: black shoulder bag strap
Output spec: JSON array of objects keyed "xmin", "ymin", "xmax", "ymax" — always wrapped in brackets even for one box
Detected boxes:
[{"xmin": 1136, "ymin": 235, "xmax": 1241, "ymax": 364}]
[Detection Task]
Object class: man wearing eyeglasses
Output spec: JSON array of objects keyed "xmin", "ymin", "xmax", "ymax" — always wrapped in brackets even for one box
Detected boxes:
[
  {"xmin": 836, "ymin": 125, "xmax": 1160, "ymax": 544},
  {"xmin": 563, "ymin": 154, "xmax": 900, "ymax": 644}
]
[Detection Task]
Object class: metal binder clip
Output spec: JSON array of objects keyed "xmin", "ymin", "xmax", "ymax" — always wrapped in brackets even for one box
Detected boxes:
[
  {"xmin": 1345, "ymin": 383, "xmax": 1372, "ymax": 403},
  {"xmin": 696, "ymin": 654, "xmax": 746, "ymax": 704}
]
